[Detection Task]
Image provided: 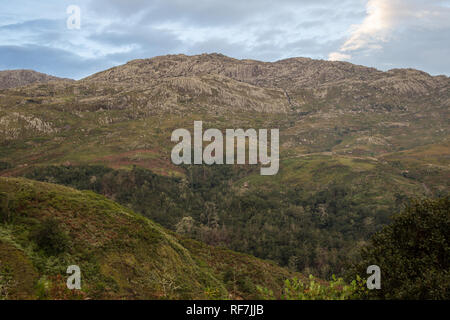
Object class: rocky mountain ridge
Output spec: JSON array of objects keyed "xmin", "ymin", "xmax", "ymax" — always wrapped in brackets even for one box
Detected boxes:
[
  {"xmin": 0, "ymin": 70, "xmax": 70, "ymax": 90},
  {"xmin": 84, "ymin": 53, "xmax": 449, "ymax": 97}
]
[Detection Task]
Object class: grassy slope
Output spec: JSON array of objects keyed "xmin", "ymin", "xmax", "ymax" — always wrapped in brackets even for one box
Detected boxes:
[{"xmin": 0, "ymin": 177, "xmax": 294, "ymax": 300}]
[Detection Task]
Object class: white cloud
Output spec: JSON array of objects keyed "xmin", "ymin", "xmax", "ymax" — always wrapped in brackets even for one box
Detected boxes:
[
  {"xmin": 329, "ymin": 0, "xmax": 450, "ymax": 61},
  {"xmin": 340, "ymin": 0, "xmax": 392, "ymax": 52},
  {"xmin": 1, "ymin": 0, "xmax": 449, "ymax": 77},
  {"xmin": 328, "ymin": 52, "xmax": 351, "ymax": 61}
]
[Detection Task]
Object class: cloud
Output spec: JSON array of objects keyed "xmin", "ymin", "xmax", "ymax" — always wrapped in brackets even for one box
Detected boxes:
[
  {"xmin": 350, "ymin": 25, "xmax": 450, "ymax": 75},
  {"xmin": 90, "ymin": 0, "xmax": 342, "ymax": 27},
  {"xmin": 328, "ymin": 52, "xmax": 351, "ymax": 61},
  {"xmin": 0, "ymin": 0, "xmax": 362, "ymax": 77},
  {"xmin": 83, "ymin": 0, "xmax": 360, "ymax": 64},
  {"xmin": 0, "ymin": 45, "xmax": 123, "ymax": 79},
  {"xmin": 339, "ymin": 0, "xmax": 394, "ymax": 52},
  {"xmin": 1, "ymin": 0, "xmax": 449, "ymax": 77},
  {"xmin": 329, "ymin": 0, "xmax": 450, "ymax": 62}
]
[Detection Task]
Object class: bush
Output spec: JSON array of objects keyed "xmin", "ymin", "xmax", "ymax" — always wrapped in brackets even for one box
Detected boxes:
[
  {"xmin": 258, "ymin": 274, "xmax": 366, "ymax": 300},
  {"xmin": 0, "ymin": 192, "xmax": 10, "ymax": 223},
  {"xmin": 31, "ymin": 218, "xmax": 70, "ymax": 256},
  {"xmin": 0, "ymin": 162, "xmax": 12, "ymax": 172}
]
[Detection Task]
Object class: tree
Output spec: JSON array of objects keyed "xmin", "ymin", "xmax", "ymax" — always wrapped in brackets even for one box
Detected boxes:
[
  {"xmin": 352, "ymin": 197, "xmax": 450, "ymax": 299},
  {"xmin": 31, "ymin": 218, "xmax": 70, "ymax": 256},
  {"xmin": 175, "ymin": 216, "xmax": 195, "ymax": 234},
  {"xmin": 0, "ymin": 192, "xmax": 11, "ymax": 223}
]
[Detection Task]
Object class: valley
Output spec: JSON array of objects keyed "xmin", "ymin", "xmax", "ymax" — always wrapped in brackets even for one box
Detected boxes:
[{"xmin": 0, "ymin": 54, "xmax": 448, "ymax": 298}]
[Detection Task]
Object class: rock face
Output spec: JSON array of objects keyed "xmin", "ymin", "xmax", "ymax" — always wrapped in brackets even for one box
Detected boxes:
[
  {"xmin": 78, "ymin": 53, "xmax": 449, "ymax": 116},
  {"xmin": 2, "ymin": 54, "xmax": 449, "ymax": 117},
  {"xmin": 0, "ymin": 70, "xmax": 69, "ymax": 90},
  {"xmin": 0, "ymin": 53, "xmax": 448, "ymax": 165},
  {"xmin": 85, "ymin": 54, "xmax": 381, "ymax": 87},
  {"xmin": 84, "ymin": 53, "xmax": 449, "ymax": 95}
]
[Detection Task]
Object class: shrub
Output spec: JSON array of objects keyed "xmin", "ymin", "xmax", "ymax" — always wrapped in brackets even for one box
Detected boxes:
[
  {"xmin": 0, "ymin": 192, "xmax": 10, "ymax": 223},
  {"xmin": 0, "ymin": 271, "xmax": 14, "ymax": 300},
  {"xmin": 31, "ymin": 218, "xmax": 70, "ymax": 256},
  {"xmin": 258, "ymin": 274, "xmax": 366, "ymax": 300}
]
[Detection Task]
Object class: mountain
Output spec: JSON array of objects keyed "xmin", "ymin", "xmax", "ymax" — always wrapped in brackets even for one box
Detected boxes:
[
  {"xmin": 84, "ymin": 53, "xmax": 449, "ymax": 114},
  {"xmin": 0, "ymin": 54, "xmax": 448, "ymax": 280},
  {"xmin": 0, "ymin": 70, "xmax": 71, "ymax": 90},
  {"xmin": 0, "ymin": 177, "xmax": 295, "ymax": 299}
]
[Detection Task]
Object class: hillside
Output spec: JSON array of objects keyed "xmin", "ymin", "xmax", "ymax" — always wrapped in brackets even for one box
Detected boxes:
[
  {"xmin": 0, "ymin": 70, "xmax": 70, "ymax": 90},
  {"xmin": 0, "ymin": 53, "xmax": 448, "ymax": 278},
  {"xmin": 0, "ymin": 177, "xmax": 295, "ymax": 299}
]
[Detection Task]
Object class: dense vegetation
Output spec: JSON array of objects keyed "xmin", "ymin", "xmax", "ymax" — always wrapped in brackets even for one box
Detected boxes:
[
  {"xmin": 351, "ymin": 197, "xmax": 450, "ymax": 299},
  {"xmin": 1, "ymin": 176, "xmax": 447, "ymax": 300},
  {"xmin": 259, "ymin": 274, "xmax": 367, "ymax": 300},
  {"xmin": 0, "ymin": 177, "xmax": 296, "ymax": 300},
  {"xmin": 26, "ymin": 164, "xmax": 396, "ymax": 279}
]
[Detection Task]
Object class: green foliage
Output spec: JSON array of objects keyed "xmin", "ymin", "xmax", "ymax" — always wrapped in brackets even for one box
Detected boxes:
[
  {"xmin": 259, "ymin": 274, "xmax": 366, "ymax": 300},
  {"xmin": 34, "ymin": 276, "xmax": 51, "ymax": 300},
  {"xmin": 0, "ymin": 192, "xmax": 10, "ymax": 223},
  {"xmin": 0, "ymin": 270, "xmax": 14, "ymax": 300},
  {"xmin": 25, "ymin": 164, "xmax": 397, "ymax": 279},
  {"xmin": 0, "ymin": 162, "xmax": 12, "ymax": 172},
  {"xmin": 351, "ymin": 197, "xmax": 450, "ymax": 299},
  {"xmin": 0, "ymin": 177, "xmax": 297, "ymax": 300},
  {"xmin": 204, "ymin": 286, "xmax": 222, "ymax": 300},
  {"xmin": 31, "ymin": 218, "xmax": 70, "ymax": 256}
]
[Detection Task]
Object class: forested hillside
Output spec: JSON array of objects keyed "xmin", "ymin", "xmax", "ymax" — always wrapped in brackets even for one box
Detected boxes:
[
  {"xmin": 0, "ymin": 177, "xmax": 297, "ymax": 299},
  {"xmin": 1, "ymin": 54, "xmax": 448, "ymax": 280}
]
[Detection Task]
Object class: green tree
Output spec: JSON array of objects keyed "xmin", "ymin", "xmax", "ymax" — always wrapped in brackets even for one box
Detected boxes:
[
  {"xmin": 31, "ymin": 218, "xmax": 70, "ymax": 256},
  {"xmin": 0, "ymin": 192, "xmax": 11, "ymax": 223},
  {"xmin": 352, "ymin": 197, "xmax": 450, "ymax": 299}
]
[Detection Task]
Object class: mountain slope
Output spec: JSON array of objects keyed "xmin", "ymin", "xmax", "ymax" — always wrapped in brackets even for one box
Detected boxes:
[
  {"xmin": 0, "ymin": 177, "xmax": 295, "ymax": 299},
  {"xmin": 0, "ymin": 54, "xmax": 448, "ymax": 278},
  {"xmin": 84, "ymin": 53, "xmax": 449, "ymax": 108},
  {"xmin": 0, "ymin": 70, "xmax": 70, "ymax": 90},
  {"xmin": 1, "ymin": 55, "xmax": 448, "ymax": 173}
]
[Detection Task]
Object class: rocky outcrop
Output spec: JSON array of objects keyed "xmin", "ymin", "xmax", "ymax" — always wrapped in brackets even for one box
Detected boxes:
[{"xmin": 0, "ymin": 70, "xmax": 70, "ymax": 90}]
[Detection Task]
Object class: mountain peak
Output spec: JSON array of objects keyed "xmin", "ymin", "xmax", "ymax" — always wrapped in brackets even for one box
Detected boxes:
[
  {"xmin": 82, "ymin": 53, "xmax": 448, "ymax": 94},
  {"xmin": 0, "ymin": 69, "xmax": 70, "ymax": 90}
]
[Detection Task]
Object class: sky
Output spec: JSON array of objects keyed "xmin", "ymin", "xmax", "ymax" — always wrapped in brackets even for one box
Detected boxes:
[{"xmin": 1, "ymin": 0, "xmax": 449, "ymax": 79}]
